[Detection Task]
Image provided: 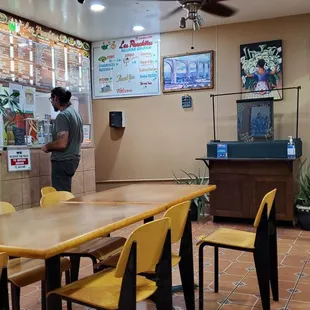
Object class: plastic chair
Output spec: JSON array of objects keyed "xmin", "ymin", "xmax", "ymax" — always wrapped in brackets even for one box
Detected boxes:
[
  {"xmin": 0, "ymin": 201, "xmax": 16, "ymax": 215},
  {"xmin": 0, "ymin": 252, "xmax": 9, "ymax": 310},
  {"xmin": 40, "ymin": 191, "xmax": 126, "ymax": 283},
  {"xmin": 95, "ymin": 201, "xmax": 194, "ymax": 308},
  {"xmin": 48, "ymin": 218, "xmax": 173, "ymax": 310},
  {"xmin": 41, "ymin": 186, "xmax": 57, "ymax": 197},
  {"xmin": 40, "ymin": 191, "xmax": 75, "ymax": 208},
  {"xmin": 0, "ymin": 203, "xmax": 71, "ymax": 310},
  {"xmin": 197, "ymin": 189, "xmax": 278, "ymax": 310}
]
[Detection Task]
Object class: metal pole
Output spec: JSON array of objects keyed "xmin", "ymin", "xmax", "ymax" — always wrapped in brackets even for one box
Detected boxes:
[
  {"xmin": 296, "ymin": 86, "xmax": 301, "ymax": 139},
  {"xmin": 211, "ymin": 86, "xmax": 300, "ymax": 98},
  {"xmin": 211, "ymin": 95, "xmax": 216, "ymax": 141}
]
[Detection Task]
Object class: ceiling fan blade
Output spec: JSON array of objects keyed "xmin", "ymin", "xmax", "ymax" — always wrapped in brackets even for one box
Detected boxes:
[
  {"xmin": 161, "ymin": 6, "xmax": 184, "ymax": 20},
  {"xmin": 201, "ymin": 1, "xmax": 237, "ymax": 17}
]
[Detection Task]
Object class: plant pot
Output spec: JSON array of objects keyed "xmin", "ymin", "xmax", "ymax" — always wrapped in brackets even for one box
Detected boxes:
[
  {"xmin": 190, "ymin": 200, "xmax": 198, "ymax": 222},
  {"xmin": 296, "ymin": 205, "xmax": 310, "ymax": 231}
]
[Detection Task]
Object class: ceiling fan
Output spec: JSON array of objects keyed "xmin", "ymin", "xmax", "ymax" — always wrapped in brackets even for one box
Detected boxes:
[{"xmin": 143, "ymin": 0, "xmax": 237, "ymax": 30}]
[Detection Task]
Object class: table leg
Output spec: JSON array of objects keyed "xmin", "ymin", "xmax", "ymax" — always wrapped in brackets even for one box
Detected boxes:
[
  {"xmin": 45, "ymin": 255, "xmax": 62, "ymax": 310},
  {"xmin": 0, "ymin": 267, "xmax": 9, "ymax": 310},
  {"xmin": 144, "ymin": 216, "xmax": 154, "ymax": 224},
  {"xmin": 178, "ymin": 212, "xmax": 195, "ymax": 310}
]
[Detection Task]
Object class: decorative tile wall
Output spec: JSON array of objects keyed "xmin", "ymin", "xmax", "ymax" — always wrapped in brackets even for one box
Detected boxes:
[{"xmin": 0, "ymin": 147, "xmax": 96, "ymax": 209}]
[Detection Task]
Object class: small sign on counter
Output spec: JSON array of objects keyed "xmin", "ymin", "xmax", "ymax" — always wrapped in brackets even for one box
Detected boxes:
[
  {"xmin": 7, "ymin": 149, "xmax": 31, "ymax": 172},
  {"xmin": 217, "ymin": 144, "xmax": 228, "ymax": 159}
]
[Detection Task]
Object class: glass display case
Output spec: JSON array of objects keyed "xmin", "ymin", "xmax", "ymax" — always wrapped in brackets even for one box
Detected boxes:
[{"xmin": 25, "ymin": 117, "xmax": 53, "ymax": 146}]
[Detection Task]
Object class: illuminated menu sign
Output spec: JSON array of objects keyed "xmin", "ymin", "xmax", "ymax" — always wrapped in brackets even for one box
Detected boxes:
[{"xmin": 0, "ymin": 10, "xmax": 90, "ymax": 92}]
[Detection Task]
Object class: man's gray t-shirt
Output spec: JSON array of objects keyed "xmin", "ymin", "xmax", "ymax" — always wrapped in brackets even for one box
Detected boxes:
[{"xmin": 51, "ymin": 106, "xmax": 83, "ymax": 161}]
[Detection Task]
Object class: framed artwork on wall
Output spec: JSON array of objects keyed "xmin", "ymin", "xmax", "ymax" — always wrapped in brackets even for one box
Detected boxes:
[
  {"xmin": 162, "ymin": 50, "xmax": 214, "ymax": 93},
  {"xmin": 240, "ymin": 40, "xmax": 283, "ymax": 101}
]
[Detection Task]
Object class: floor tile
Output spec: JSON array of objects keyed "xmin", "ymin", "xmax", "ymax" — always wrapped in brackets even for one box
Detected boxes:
[{"xmin": 10, "ymin": 220, "xmax": 310, "ymax": 310}]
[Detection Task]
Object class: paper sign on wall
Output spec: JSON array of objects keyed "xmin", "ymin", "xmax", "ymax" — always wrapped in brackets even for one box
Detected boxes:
[
  {"xmin": 7, "ymin": 149, "xmax": 31, "ymax": 172},
  {"xmin": 92, "ymin": 34, "xmax": 161, "ymax": 99}
]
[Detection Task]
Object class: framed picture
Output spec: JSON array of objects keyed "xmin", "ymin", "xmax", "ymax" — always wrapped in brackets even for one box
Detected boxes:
[
  {"xmin": 240, "ymin": 40, "xmax": 283, "ymax": 101},
  {"xmin": 162, "ymin": 50, "xmax": 214, "ymax": 93},
  {"xmin": 237, "ymin": 97, "xmax": 274, "ymax": 142},
  {"xmin": 83, "ymin": 124, "xmax": 91, "ymax": 143}
]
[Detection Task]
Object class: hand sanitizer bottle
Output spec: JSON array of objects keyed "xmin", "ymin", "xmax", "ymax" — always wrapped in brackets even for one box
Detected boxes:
[
  {"xmin": 38, "ymin": 126, "xmax": 45, "ymax": 145},
  {"xmin": 287, "ymin": 136, "xmax": 296, "ymax": 159}
]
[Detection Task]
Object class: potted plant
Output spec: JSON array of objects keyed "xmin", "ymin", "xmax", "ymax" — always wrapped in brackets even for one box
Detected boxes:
[
  {"xmin": 295, "ymin": 159, "xmax": 310, "ymax": 230},
  {"xmin": 0, "ymin": 90, "xmax": 22, "ymax": 148},
  {"xmin": 173, "ymin": 169, "xmax": 209, "ymax": 222}
]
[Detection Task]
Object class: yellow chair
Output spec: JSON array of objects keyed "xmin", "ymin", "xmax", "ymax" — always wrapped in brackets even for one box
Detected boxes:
[
  {"xmin": 0, "ymin": 252, "xmax": 9, "ymax": 310},
  {"xmin": 197, "ymin": 189, "xmax": 278, "ymax": 310},
  {"xmin": 40, "ymin": 191, "xmax": 75, "ymax": 207},
  {"xmin": 48, "ymin": 218, "xmax": 173, "ymax": 310},
  {"xmin": 40, "ymin": 191, "xmax": 126, "ymax": 283},
  {"xmin": 41, "ymin": 186, "xmax": 57, "ymax": 197},
  {"xmin": 0, "ymin": 202, "xmax": 71, "ymax": 310},
  {"xmin": 95, "ymin": 201, "xmax": 195, "ymax": 309},
  {"xmin": 0, "ymin": 201, "xmax": 16, "ymax": 215}
]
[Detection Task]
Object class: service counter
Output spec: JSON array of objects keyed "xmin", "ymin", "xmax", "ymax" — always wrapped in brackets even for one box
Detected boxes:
[{"xmin": 0, "ymin": 144, "xmax": 96, "ymax": 210}]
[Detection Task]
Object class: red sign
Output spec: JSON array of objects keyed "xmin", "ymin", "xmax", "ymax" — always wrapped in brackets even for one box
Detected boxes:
[{"xmin": 10, "ymin": 158, "xmax": 29, "ymax": 166}]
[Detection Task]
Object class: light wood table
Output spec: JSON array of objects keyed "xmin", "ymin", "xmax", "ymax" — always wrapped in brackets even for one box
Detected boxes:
[
  {"xmin": 0, "ymin": 202, "xmax": 168, "ymax": 309},
  {"xmin": 66, "ymin": 184, "xmax": 216, "ymax": 206},
  {"xmin": 64, "ymin": 184, "xmax": 216, "ymax": 310}
]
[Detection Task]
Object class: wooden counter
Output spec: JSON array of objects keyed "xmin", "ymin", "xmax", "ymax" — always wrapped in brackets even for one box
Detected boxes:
[
  {"xmin": 0, "ymin": 146, "xmax": 96, "ymax": 210},
  {"xmin": 196, "ymin": 157, "xmax": 298, "ymax": 222}
]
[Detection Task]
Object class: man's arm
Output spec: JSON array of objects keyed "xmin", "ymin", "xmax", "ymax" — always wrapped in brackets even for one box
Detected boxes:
[{"xmin": 42, "ymin": 131, "xmax": 68, "ymax": 152}]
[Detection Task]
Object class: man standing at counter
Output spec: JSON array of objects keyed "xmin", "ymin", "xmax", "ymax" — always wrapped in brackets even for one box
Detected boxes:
[{"xmin": 41, "ymin": 87, "xmax": 83, "ymax": 192}]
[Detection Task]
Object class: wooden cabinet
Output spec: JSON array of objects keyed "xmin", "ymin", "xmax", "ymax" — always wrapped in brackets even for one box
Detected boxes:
[{"xmin": 208, "ymin": 159, "xmax": 297, "ymax": 222}]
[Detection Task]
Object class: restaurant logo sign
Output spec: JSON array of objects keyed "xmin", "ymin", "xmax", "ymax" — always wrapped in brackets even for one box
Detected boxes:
[{"xmin": 0, "ymin": 10, "xmax": 90, "ymax": 57}]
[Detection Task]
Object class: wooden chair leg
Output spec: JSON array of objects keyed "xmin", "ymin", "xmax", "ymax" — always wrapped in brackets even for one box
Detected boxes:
[
  {"xmin": 41, "ymin": 280, "xmax": 46, "ymax": 310},
  {"xmin": 155, "ymin": 230, "xmax": 172, "ymax": 310},
  {"xmin": 198, "ymin": 244, "xmax": 205, "ymax": 310},
  {"xmin": 254, "ymin": 252, "xmax": 270, "ymax": 310},
  {"xmin": 269, "ymin": 234, "xmax": 279, "ymax": 301},
  {"xmin": 179, "ymin": 212, "xmax": 195, "ymax": 310},
  {"xmin": 214, "ymin": 246, "xmax": 219, "ymax": 293},
  {"xmin": 65, "ymin": 271, "xmax": 72, "ymax": 310},
  {"xmin": 11, "ymin": 283, "xmax": 21, "ymax": 310},
  {"xmin": 0, "ymin": 267, "xmax": 9, "ymax": 310},
  {"xmin": 70, "ymin": 256, "xmax": 81, "ymax": 282}
]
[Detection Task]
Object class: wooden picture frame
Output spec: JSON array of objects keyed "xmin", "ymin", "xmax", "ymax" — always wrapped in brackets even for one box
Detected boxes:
[{"xmin": 162, "ymin": 50, "xmax": 214, "ymax": 93}]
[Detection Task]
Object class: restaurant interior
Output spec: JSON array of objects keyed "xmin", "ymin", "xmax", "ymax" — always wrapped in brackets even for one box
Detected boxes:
[{"xmin": 1, "ymin": 0, "xmax": 310, "ymax": 309}]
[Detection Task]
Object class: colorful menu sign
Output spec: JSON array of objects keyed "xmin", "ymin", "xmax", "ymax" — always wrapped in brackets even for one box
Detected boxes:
[
  {"xmin": 92, "ymin": 34, "xmax": 160, "ymax": 99},
  {"xmin": 0, "ymin": 10, "xmax": 90, "ymax": 92}
]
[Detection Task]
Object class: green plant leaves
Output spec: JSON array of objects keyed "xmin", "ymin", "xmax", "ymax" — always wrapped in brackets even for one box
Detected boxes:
[
  {"xmin": 0, "ymin": 90, "xmax": 22, "ymax": 116},
  {"xmin": 172, "ymin": 169, "xmax": 210, "ymax": 221}
]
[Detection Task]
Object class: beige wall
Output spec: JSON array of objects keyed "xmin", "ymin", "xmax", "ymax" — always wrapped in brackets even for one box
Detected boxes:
[{"xmin": 93, "ymin": 14, "xmax": 310, "ymax": 183}]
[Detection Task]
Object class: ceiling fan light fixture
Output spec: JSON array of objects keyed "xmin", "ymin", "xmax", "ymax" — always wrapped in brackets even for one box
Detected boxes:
[
  {"xmin": 90, "ymin": 4, "xmax": 105, "ymax": 12},
  {"xmin": 133, "ymin": 25, "xmax": 145, "ymax": 32}
]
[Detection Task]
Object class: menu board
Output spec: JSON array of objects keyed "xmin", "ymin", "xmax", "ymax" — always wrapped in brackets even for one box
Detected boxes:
[
  {"xmin": 67, "ymin": 48, "xmax": 81, "ymax": 92},
  {"xmin": 92, "ymin": 34, "xmax": 160, "ymax": 99},
  {"xmin": 14, "ymin": 37, "xmax": 32, "ymax": 84},
  {"xmin": 0, "ymin": 10, "xmax": 91, "ymax": 92},
  {"xmin": 54, "ymin": 47, "xmax": 67, "ymax": 88},
  {"xmin": 33, "ymin": 41, "xmax": 53, "ymax": 89},
  {"xmin": 0, "ymin": 32, "xmax": 11, "ymax": 81}
]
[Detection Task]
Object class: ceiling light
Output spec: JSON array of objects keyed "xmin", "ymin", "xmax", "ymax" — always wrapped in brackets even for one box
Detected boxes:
[
  {"xmin": 90, "ymin": 4, "xmax": 105, "ymax": 12},
  {"xmin": 77, "ymin": 0, "xmax": 85, "ymax": 4},
  {"xmin": 133, "ymin": 25, "xmax": 145, "ymax": 32}
]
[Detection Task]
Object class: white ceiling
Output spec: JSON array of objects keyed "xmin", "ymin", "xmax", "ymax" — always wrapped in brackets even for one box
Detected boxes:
[{"xmin": 1, "ymin": 0, "xmax": 310, "ymax": 41}]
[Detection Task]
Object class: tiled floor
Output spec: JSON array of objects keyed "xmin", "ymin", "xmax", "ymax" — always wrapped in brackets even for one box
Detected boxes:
[{"xmin": 15, "ymin": 219, "xmax": 310, "ymax": 309}]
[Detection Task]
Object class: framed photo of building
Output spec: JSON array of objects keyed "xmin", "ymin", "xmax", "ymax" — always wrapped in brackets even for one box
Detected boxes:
[
  {"xmin": 162, "ymin": 50, "xmax": 214, "ymax": 92},
  {"xmin": 240, "ymin": 40, "xmax": 283, "ymax": 101}
]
